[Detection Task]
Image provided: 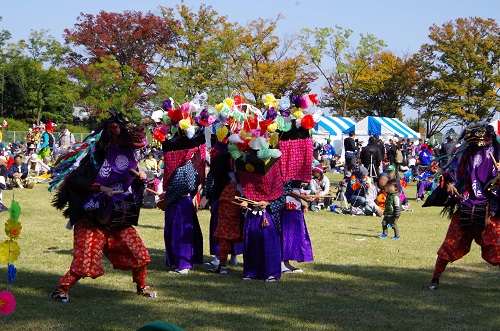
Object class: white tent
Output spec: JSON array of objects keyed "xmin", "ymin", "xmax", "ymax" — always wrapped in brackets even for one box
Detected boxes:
[
  {"xmin": 343, "ymin": 116, "xmax": 420, "ymax": 143},
  {"xmin": 314, "ymin": 116, "xmax": 356, "ymax": 160}
]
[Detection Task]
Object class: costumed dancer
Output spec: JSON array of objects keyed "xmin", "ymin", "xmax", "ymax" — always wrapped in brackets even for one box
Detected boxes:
[
  {"xmin": 154, "ymin": 95, "xmax": 209, "ymax": 274},
  {"xmin": 272, "ymin": 94, "xmax": 321, "ymax": 273},
  {"xmin": 49, "ymin": 110, "xmax": 156, "ymax": 302},
  {"xmin": 428, "ymin": 121, "xmax": 500, "ymax": 290},
  {"xmin": 206, "ymin": 139, "xmax": 243, "ymax": 271},
  {"xmin": 220, "ymin": 95, "xmax": 287, "ymax": 282},
  {"xmin": 36, "ymin": 122, "xmax": 52, "ymax": 160}
]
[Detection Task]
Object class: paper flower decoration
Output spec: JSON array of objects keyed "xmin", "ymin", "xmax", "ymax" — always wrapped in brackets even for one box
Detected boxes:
[
  {"xmin": 292, "ymin": 109, "xmax": 304, "ymax": 119},
  {"xmin": 162, "ymin": 98, "xmax": 174, "ymax": 111},
  {"xmin": 267, "ymin": 122, "xmax": 278, "ymax": 133},
  {"xmin": 223, "ymin": 97, "xmax": 234, "ymax": 108},
  {"xmin": 301, "ymin": 114, "xmax": 316, "ymax": 130},
  {"xmin": 0, "ymin": 240, "xmax": 20, "ymax": 263},
  {"xmin": 216, "ymin": 126, "xmax": 229, "ymax": 142},
  {"xmin": 0, "ymin": 291, "xmax": 16, "ymax": 315},
  {"xmin": 278, "ymin": 97, "xmax": 290, "ymax": 110},
  {"xmin": 178, "ymin": 119, "xmax": 191, "ymax": 131},
  {"xmin": 215, "ymin": 103, "xmax": 224, "ymax": 112},
  {"xmin": 263, "ymin": 94, "xmax": 279, "ymax": 109},
  {"xmin": 308, "ymin": 94, "xmax": 319, "ymax": 105},
  {"xmin": 153, "ymin": 125, "xmax": 169, "ymax": 142},
  {"xmin": 7, "ymin": 263, "xmax": 16, "ymax": 284},
  {"xmin": 5, "ymin": 220, "xmax": 21, "ymax": 240},
  {"xmin": 9, "ymin": 201, "xmax": 21, "ymax": 222},
  {"xmin": 234, "ymin": 95, "xmax": 244, "ymax": 105}
]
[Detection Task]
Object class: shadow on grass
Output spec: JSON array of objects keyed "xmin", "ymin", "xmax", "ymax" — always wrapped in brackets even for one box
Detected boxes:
[{"xmin": 3, "ymin": 260, "xmax": 499, "ymax": 331}]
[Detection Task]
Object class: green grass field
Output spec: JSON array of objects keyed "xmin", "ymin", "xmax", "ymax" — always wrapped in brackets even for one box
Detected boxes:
[{"xmin": 0, "ymin": 178, "xmax": 499, "ymax": 331}]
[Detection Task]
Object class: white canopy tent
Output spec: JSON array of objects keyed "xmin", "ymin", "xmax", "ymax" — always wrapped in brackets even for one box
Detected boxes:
[
  {"xmin": 313, "ymin": 116, "xmax": 356, "ymax": 160},
  {"xmin": 342, "ymin": 116, "xmax": 420, "ymax": 145}
]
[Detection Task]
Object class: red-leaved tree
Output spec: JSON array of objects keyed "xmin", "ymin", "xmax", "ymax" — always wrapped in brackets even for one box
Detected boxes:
[{"xmin": 64, "ymin": 10, "xmax": 174, "ymax": 121}]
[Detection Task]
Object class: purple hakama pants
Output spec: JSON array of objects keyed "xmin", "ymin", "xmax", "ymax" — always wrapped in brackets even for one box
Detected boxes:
[{"xmin": 164, "ymin": 196, "xmax": 203, "ymax": 270}]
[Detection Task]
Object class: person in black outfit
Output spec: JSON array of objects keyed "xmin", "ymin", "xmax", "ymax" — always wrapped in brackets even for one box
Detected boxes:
[
  {"xmin": 386, "ymin": 139, "xmax": 397, "ymax": 165},
  {"xmin": 360, "ymin": 137, "xmax": 382, "ymax": 176},
  {"xmin": 344, "ymin": 131, "xmax": 358, "ymax": 169}
]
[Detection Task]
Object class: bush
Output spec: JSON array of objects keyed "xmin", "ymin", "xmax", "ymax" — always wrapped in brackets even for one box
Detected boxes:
[{"xmin": 0, "ymin": 118, "xmax": 30, "ymax": 131}]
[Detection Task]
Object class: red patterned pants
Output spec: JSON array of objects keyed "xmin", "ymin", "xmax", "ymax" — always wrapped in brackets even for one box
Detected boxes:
[
  {"xmin": 58, "ymin": 218, "xmax": 151, "ymax": 291},
  {"xmin": 433, "ymin": 213, "xmax": 500, "ymax": 279}
]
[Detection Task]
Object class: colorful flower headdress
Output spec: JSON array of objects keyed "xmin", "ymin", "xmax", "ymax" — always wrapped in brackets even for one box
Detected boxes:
[
  {"xmin": 153, "ymin": 92, "xmax": 214, "ymax": 142},
  {"xmin": 261, "ymin": 93, "xmax": 322, "ymax": 134}
]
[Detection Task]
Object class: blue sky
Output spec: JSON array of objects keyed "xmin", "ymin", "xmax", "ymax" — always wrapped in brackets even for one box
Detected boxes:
[{"xmin": 2, "ymin": 0, "xmax": 500, "ymax": 121}]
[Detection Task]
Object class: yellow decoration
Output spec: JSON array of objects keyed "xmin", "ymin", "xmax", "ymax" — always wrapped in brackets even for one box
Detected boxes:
[
  {"xmin": 263, "ymin": 93, "xmax": 279, "ymax": 109},
  {"xmin": 179, "ymin": 119, "xmax": 191, "ymax": 130},
  {"xmin": 215, "ymin": 103, "xmax": 224, "ymax": 112},
  {"xmin": 268, "ymin": 132, "xmax": 279, "ymax": 147},
  {"xmin": 267, "ymin": 122, "xmax": 278, "ymax": 133},
  {"xmin": 5, "ymin": 220, "xmax": 21, "ymax": 240},
  {"xmin": 292, "ymin": 109, "xmax": 303, "ymax": 119},
  {"xmin": 216, "ymin": 126, "xmax": 228, "ymax": 142},
  {"xmin": 245, "ymin": 163, "xmax": 255, "ymax": 172},
  {"xmin": 0, "ymin": 240, "xmax": 20, "ymax": 263},
  {"xmin": 223, "ymin": 98, "xmax": 234, "ymax": 108}
]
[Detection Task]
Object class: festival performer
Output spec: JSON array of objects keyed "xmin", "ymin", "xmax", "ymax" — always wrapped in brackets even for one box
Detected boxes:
[
  {"xmin": 211, "ymin": 153, "xmax": 244, "ymax": 275},
  {"xmin": 154, "ymin": 95, "xmax": 210, "ymax": 274},
  {"xmin": 428, "ymin": 121, "xmax": 500, "ymax": 290},
  {"xmin": 217, "ymin": 95, "xmax": 288, "ymax": 282},
  {"xmin": 49, "ymin": 110, "xmax": 156, "ymax": 302},
  {"xmin": 274, "ymin": 94, "xmax": 321, "ymax": 273},
  {"xmin": 205, "ymin": 140, "xmax": 243, "ymax": 271}
]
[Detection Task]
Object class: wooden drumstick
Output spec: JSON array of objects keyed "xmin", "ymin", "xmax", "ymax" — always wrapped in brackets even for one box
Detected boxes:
[
  {"xmin": 231, "ymin": 200, "xmax": 249, "ymax": 209},
  {"xmin": 112, "ymin": 190, "xmax": 125, "ymax": 195},
  {"xmin": 234, "ymin": 196, "xmax": 259, "ymax": 205},
  {"xmin": 489, "ymin": 152, "xmax": 499, "ymax": 168}
]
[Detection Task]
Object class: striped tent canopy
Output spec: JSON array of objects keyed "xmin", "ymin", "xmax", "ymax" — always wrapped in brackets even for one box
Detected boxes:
[
  {"xmin": 343, "ymin": 116, "xmax": 419, "ymax": 139},
  {"xmin": 314, "ymin": 116, "xmax": 356, "ymax": 136}
]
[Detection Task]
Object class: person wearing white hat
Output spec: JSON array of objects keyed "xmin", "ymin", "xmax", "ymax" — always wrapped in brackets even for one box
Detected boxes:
[{"xmin": 27, "ymin": 152, "xmax": 51, "ymax": 176}]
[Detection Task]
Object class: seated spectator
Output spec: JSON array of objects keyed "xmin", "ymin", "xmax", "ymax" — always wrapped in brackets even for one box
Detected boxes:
[
  {"xmin": 309, "ymin": 165, "xmax": 330, "ymax": 211},
  {"xmin": 365, "ymin": 173, "xmax": 389, "ymax": 216},
  {"xmin": 418, "ymin": 146, "xmax": 433, "ymax": 167},
  {"xmin": 415, "ymin": 161, "xmax": 440, "ymax": 202},
  {"xmin": 145, "ymin": 153, "xmax": 158, "ymax": 171},
  {"xmin": 8, "ymin": 154, "xmax": 32, "ymax": 188},
  {"xmin": 320, "ymin": 155, "xmax": 331, "ymax": 172},
  {"xmin": 345, "ymin": 165, "xmax": 370, "ymax": 215},
  {"xmin": 27, "ymin": 153, "xmax": 51, "ymax": 176},
  {"xmin": 331, "ymin": 155, "xmax": 344, "ymax": 174}
]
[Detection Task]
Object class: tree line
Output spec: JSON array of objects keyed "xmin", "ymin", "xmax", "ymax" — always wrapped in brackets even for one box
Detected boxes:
[{"xmin": 1, "ymin": 4, "xmax": 499, "ymax": 137}]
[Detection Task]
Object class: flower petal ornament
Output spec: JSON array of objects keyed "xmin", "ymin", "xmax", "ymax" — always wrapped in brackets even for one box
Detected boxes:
[
  {"xmin": 0, "ymin": 241, "xmax": 20, "ymax": 264},
  {"xmin": 0, "ymin": 291, "xmax": 16, "ymax": 315}
]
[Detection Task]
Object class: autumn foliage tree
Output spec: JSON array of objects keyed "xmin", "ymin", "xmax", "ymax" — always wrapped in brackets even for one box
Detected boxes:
[
  {"xmin": 348, "ymin": 51, "xmax": 418, "ymax": 118},
  {"xmin": 64, "ymin": 10, "xmax": 173, "ymax": 121},
  {"xmin": 300, "ymin": 26, "xmax": 386, "ymax": 116},
  {"xmin": 416, "ymin": 17, "xmax": 500, "ymax": 123}
]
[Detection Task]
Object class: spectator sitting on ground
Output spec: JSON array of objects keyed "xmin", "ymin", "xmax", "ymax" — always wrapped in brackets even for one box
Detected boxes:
[
  {"xmin": 320, "ymin": 155, "xmax": 331, "ymax": 172},
  {"xmin": 365, "ymin": 172, "xmax": 389, "ymax": 216},
  {"xmin": 27, "ymin": 153, "xmax": 51, "ymax": 176},
  {"xmin": 331, "ymin": 155, "xmax": 344, "ymax": 174},
  {"xmin": 345, "ymin": 165, "xmax": 370, "ymax": 215},
  {"xmin": 8, "ymin": 154, "xmax": 32, "ymax": 188},
  {"xmin": 418, "ymin": 145, "xmax": 433, "ymax": 167},
  {"xmin": 309, "ymin": 165, "xmax": 330, "ymax": 211},
  {"xmin": 145, "ymin": 153, "xmax": 158, "ymax": 171}
]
